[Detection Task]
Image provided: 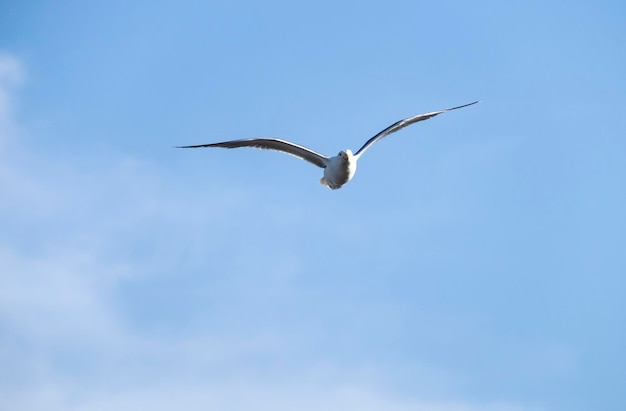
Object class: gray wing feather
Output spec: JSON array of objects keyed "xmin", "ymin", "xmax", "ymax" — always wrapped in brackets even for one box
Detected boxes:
[
  {"xmin": 177, "ymin": 138, "xmax": 330, "ymax": 169},
  {"xmin": 354, "ymin": 101, "xmax": 479, "ymax": 158}
]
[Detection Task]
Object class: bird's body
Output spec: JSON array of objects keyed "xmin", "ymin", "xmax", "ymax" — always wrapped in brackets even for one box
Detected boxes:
[
  {"xmin": 177, "ymin": 101, "xmax": 478, "ymax": 190},
  {"xmin": 320, "ymin": 149, "xmax": 356, "ymax": 189}
]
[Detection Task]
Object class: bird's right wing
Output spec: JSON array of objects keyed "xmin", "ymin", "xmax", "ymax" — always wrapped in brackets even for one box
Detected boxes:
[
  {"xmin": 354, "ymin": 101, "xmax": 479, "ymax": 159},
  {"xmin": 176, "ymin": 138, "xmax": 330, "ymax": 169}
]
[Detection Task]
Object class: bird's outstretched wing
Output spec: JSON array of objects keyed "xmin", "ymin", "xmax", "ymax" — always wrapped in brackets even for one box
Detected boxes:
[
  {"xmin": 354, "ymin": 101, "xmax": 479, "ymax": 159},
  {"xmin": 176, "ymin": 138, "xmax": 330, "ymax": 169}
]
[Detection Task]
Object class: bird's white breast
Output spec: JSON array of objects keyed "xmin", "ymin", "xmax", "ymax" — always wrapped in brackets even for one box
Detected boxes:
[{"xmin": 321, "ymin": 154, "xmax": 357, "ymax": 189}]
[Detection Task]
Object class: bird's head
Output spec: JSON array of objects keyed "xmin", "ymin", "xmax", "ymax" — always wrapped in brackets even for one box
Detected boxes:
[{"xmin": 338, "ymin": 149, "xmax": 353, "ymax": 161}]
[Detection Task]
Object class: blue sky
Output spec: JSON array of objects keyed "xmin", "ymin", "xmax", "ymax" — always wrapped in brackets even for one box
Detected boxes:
[{"xmin": 1, "ymin": 1, "xmax": 625, "ymax": 410}]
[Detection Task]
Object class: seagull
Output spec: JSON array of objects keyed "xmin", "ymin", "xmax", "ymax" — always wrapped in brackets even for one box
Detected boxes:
[{"xmin": 177, "ymin": 101, "xmax": 479, "ymax": 190}]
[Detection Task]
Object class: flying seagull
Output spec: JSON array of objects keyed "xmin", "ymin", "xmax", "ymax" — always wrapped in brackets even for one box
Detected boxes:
[{"xmin": 177, "ymin": 101, "xmax": 479, "ymax": 190}]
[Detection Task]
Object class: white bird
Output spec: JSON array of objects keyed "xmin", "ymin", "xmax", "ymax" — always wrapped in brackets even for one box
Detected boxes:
[{"xmin": 177, "ymin": 101, "xmax": 479, "ymax": 190}]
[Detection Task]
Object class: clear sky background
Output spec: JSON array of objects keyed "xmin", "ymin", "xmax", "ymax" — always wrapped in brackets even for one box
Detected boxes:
[{"xmin": 1, "ymin": 1, "xmax": 625, "ymax": 410}]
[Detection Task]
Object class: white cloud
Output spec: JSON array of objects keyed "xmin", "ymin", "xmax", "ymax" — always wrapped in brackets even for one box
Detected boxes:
[
  {"xmin": 0, "ymin": 245, "xmax": 127, "ymax": 345},
  {"xmin": 4, "ymin": 373, "xmax": 538, "ymax": 411},
  {"xmin": 0, "ymin": 53, "xmax": 23, "ymax": 147}
]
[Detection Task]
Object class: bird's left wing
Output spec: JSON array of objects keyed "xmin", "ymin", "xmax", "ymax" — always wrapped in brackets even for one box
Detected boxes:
[
  {"xmin": 177, "ymin": 138, "xmax": 330, "ymax": 169},
  {"xmin": 353, "ymin": 101, "xmax": 479, "ymax": 159}
]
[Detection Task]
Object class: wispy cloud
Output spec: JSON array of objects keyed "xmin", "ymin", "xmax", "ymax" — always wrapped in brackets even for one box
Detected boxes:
[
  {"xmin": 0, "ymin": 53, "xmax": 23, "ymax": 131},
  {"xmin": 6, "ymin": 370, "xmax": 537, "ymax": 411}
]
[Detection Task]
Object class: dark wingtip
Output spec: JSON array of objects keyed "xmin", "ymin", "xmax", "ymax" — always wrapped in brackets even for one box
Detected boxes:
[
  {"xmin": 448, "ymin": 100, "xmax": 480, "ymax": 111},
  {"xmin": 174, "ymin": 144, "xmax": 210, "ymax": 148}
]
